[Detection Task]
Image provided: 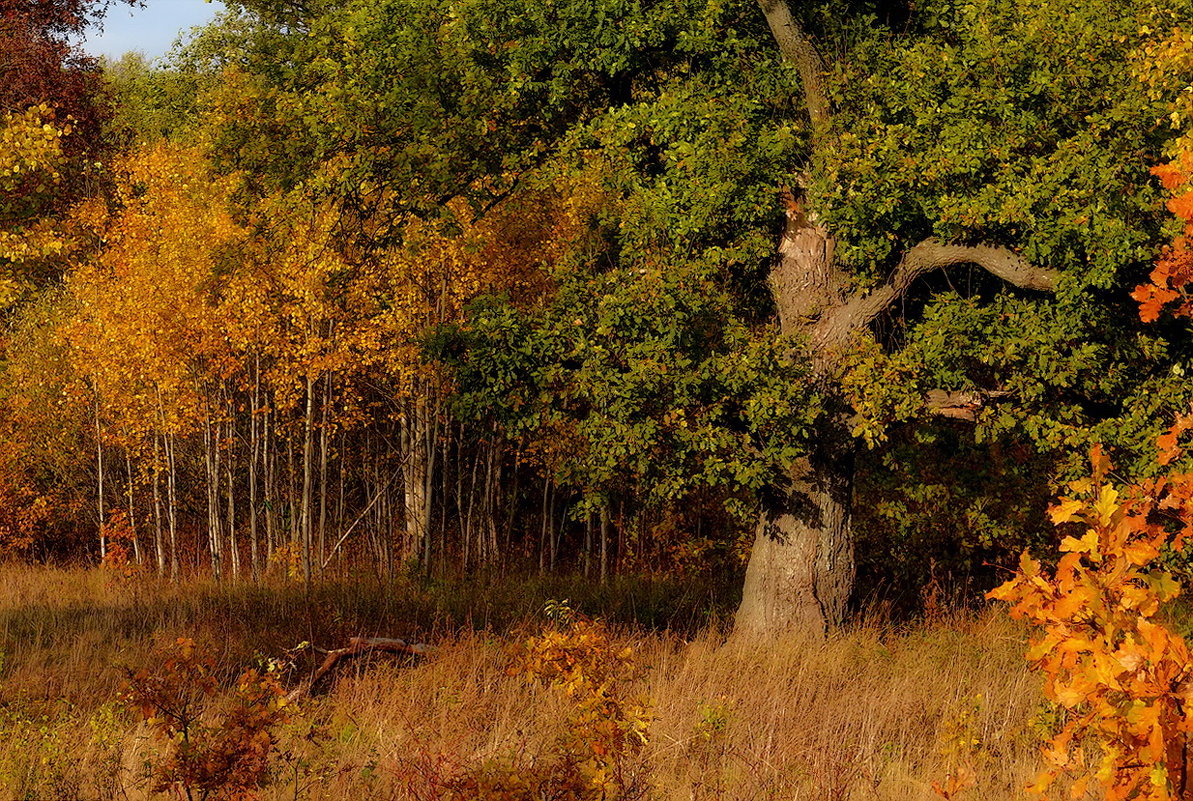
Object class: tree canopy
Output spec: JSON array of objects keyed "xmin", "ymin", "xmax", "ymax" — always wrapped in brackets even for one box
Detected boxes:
[{"xmin": 1, "ymin": 0, "xmax": 1192, "ymax": 631}]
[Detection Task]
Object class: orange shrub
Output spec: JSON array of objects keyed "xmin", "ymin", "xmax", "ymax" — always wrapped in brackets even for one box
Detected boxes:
[{"xmin": 990, "ymin": 443, "xmax": 1193, "ymax": 800}]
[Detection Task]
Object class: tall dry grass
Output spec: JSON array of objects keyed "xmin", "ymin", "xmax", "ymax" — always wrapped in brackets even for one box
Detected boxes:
[{"xmin": 0, "ymin": 565, "xmax": 1046, "ymax": 800}]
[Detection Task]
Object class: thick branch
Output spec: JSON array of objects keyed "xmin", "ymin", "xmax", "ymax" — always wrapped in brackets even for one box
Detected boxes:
[
  {"xmin": 924, "ymin": 389, "xmax": 1013, "ymax": 422},
  {"xmin": 756, "ymin": 0, "xmax": 830, "ymax": 131},
  {"xmin": 813, "ymin": 238, "xmax": 1061, "ymax": 351}
]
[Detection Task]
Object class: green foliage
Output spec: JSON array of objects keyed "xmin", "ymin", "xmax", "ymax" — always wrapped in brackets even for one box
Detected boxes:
[
  {"xmin": 4, "ymin": 0, "xmax": 1193, "ymax": 596},
  {"xmin": 170, "ymin": 0, "xmax": 1193, "ymax": 586},
  {"xmin": 101, "ymin": 51, "xmax": 207, "ymax": 144},
  {"xmin": 0, "ymin": 706, "xmax": 84, "ymax": 800},
  {"xmin": 817, "ymin": 0, "xmax": 1179, "ymax": 283},
  {"xmin": 853, "ymin": 424, "xmax": 1058, "ymax": 605},
  {"xmin": 440, "ymin": 265, "xmax": 820, "ymax": 518},
  {"xmin": 213, "ymin": 0, "xmax": 793, "ymax": 208},
  {"xmin": 822, "ymin": 0, "xmax": 1193, "ymax": 499}
]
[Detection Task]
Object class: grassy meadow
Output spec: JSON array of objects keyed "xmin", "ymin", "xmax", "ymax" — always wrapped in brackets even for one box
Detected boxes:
[{"xmin": 0, "ymin": 564, "xmax": 1059, "ymax": 800}]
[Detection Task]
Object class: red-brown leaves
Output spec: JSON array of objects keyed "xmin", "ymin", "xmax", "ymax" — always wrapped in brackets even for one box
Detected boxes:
[{"xmin": 121, "ymin": 638, "xmax": 290, "ymax": 800}]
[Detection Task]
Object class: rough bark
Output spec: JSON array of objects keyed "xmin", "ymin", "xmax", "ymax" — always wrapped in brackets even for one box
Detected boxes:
[
  {"xmin": 811, "ymin": 238, "xmax": 1061, "ymax": 354},
  {"xmin": 756, "ymin": 0, "xmax": 830, "ymax": 132},
  {"xmin": 401, "ymin": 398, "xmax": 431, "ymax": 561},
  {"xmin": 924, "ymin": 389, "xmax": 1014, "ymax": 422},
  {"xmin": 738, "ymin": 201, "xmax": 856, "ymax": 636},
  {"xmin": 736, "ymin": 423, "xmax": 855, "ymax": 635},
  {"xmin": 738, "ymin": 201, "xmax": 1059, "ymax": 636}
]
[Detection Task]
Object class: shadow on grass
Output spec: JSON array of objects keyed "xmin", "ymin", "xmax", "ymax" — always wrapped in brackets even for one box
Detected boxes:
[{"xmin": 0, "ymin": 569, "xmax": 738, "ymax": 705}]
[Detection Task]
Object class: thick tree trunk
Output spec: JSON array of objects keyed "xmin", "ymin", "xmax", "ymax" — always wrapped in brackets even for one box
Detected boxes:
[
  {"xmin": 733, "ymin": 196, "xmax": 1059, "ymax": 636},
  {"xmin": 736, "ymin": 422, "xmax": 855, "ymax": 635},
  {"xmin": 737, "ymin": 200, "xmax": 856, "ymax": 636}
]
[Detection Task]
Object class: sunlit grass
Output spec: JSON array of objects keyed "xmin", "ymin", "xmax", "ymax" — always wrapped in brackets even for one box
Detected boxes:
[{"xmin": 0, "ymin": 565, "xmax": 1044, "ymax": 799}]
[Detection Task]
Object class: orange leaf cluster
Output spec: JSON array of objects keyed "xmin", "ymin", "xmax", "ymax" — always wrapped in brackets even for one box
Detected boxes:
[
  {"xmin": 990, "ymin": 444, "xmax": 1193, "ymax": 800},
  {"xmin": 1133, "ymin": 26, "xmax": 1193, "ymax": 324},
  {"xmin": 1134, "ymin": 150, "xmax": 1193, "ymax": 323}
]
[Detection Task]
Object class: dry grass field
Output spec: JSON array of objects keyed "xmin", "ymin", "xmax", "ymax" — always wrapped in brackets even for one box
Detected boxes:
[{"xmin": 0, "ymin": 565, "xmax": 1052, "ymax": 800}]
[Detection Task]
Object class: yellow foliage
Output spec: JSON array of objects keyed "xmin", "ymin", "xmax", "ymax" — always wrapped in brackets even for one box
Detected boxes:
[
  {"xmin": 446, "ymin": 608, "xmax": 651, "ymax": 800},
  {"xmin": 80, "ymin": 142, "xmax": 599, "ymax": 432},
  {"xmin": 0, "ymin": 104, "xmax": 75, "ymax": 305},
  {"xmin": 62, "ymin": 141, "xmax": 244, "ymax": 444},
  {"xmin": 0, "ymin": 104, "xmax": 66, "ymax": 195}
]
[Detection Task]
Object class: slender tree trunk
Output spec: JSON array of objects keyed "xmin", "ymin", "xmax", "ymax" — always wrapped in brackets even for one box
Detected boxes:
[
  {"xmin": 226, "ymin": 417, "xmax": 239, "ymax": 579},
  {"xmin": 249, "ymin": 357, "xmax": 261, "ymax": 580},
  {"xmin": 318, "ymin": 373, "xmax": 331, "ymax": 572},
  {"xmin": 95, "ymin": 397, "xmax": 105, "ymax": 560},
  {"xmin": 539, "ymin": 476, "xmax": 550, "ymax": 574},
  {"xmin": 483, "ymin": 437, "xmax": 497, "ymax": 565},
  {"xmin": 301, "ymin": 374, "xmax": 316, "ymax": 584},
  {"xmin": 165, "ymin": 429, "xmax": 179, "ymax": 580},
  {"xmin": 463, "ymin": 433, "xmax": 481, "ymax": 570},
  {"xmin": 423, "ymin": 397, "xmax": 439, "ymax": 573},
  {"xmin": 264, "ymin": 407, "xmax": 276, "ymax": 562},
  {"xmin": 287, "ymin": 422, "xmax": 298, "ymax": 556},
  {"xmin": 401, "ymin": 398, "xmax": 429, "ymax": 563},
  {"xmin": 584, "ymin": 513, "xmax": 593, "ymax": 579},
  {"xmin": 152, "ymin": 435, "xmax": 165, "ymax": 575},
  {"xmin": 438, "ymin": 424, "xmax": 451, "ymax": 577},
  {"xmin": 457, "ymin": 429, "xmax": 467, "ymax": 571},
  {"xmin": 205, "ymin": 402, "xmax": 223, "ymax": 581},
  {"xmin": 336, "ymin": 431, "xmax": 346, "ymax": 539},
  {"xmin": 550, "ymin": 491, "xmax": 560, "ymax": 572},
  {"xmin": 599, "ymin": 505, "xmax": 609, "ymax": 584},
  {"xmin": 617, "ymin": 500, "xmax": 625, "ymax": 575},
  {"xmin": 126, "ymin": 449, "xmax": 141, "ymax": 564}
]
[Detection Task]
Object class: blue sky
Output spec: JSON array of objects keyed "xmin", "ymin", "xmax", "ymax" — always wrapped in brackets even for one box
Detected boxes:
[{"xmin": 81, "ymin": 0, "xmax": 226, "ymax": 62}]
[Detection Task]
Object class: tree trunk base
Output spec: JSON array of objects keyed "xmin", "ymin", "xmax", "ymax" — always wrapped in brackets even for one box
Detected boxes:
[{"xmin": 735, "ymin": 439, "xmax": 855, "ymax": 638}]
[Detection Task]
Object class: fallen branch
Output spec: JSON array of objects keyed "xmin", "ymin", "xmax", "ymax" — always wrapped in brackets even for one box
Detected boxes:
[{"xmin": 286, "ymin": 636, "xmax": 435, "ymax": 703}]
